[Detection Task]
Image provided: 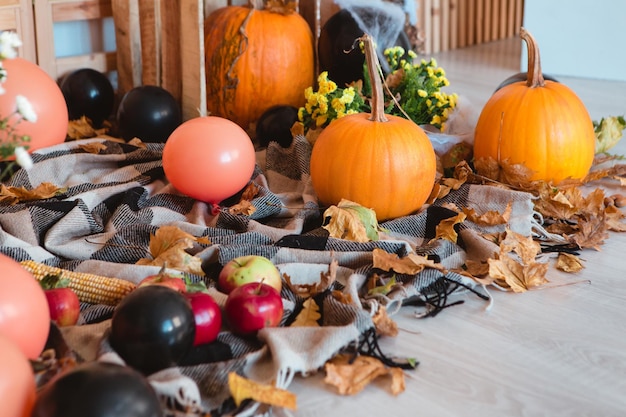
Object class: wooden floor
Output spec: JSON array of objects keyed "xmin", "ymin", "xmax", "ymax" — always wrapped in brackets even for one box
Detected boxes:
[{"xmin": 286, "ymin": 37, "xmax": 626, "ymax": 417}]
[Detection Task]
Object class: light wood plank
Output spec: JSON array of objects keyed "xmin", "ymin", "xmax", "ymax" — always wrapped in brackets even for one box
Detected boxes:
[
  {"xmin": 111, "ymin": 0, "xmax": 142, "ymax": 95},
  {"xmin": 51, "ymin": 0, "xmax": 112, "ymax": 22},
  {"xmin": 160, "ymin": 0, "xmax": 181, "ymax": 102},
  {"xmin": 180, "ymin": 0, "xmax": 206, "ymax": 120}
]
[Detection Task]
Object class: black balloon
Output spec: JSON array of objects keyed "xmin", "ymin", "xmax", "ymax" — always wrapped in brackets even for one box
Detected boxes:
[
  {"xmin": 31, "ymin": 361, "xmax": 163, "ymax": 417},
  {"xmin": 109, "ymin": 285, "xmax": 195, "ymax": 376},
  {"xmin": 116, "ymin": 85, "xmax": 182, "ymax": 143},
  {"xmin": 256, "ymin": 105, "xmax": 298, "ymax": 148},
  {"xmin": 60, "ymin": 68, "xmax": 115, "ymax": 128}
]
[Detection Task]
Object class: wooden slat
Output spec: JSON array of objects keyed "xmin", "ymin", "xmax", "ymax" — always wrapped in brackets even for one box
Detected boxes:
[
  {"xmin": 160, "ymin": 0, "xmax": 181, "ymax": 102},
  {"xmin": 514, "ymin": 0, "xmax": 523, "ymax": 35},
  {"xmin": 33, "ymin": 0, "xmax": 58, "ymax": 78},
  {"xmin": 449, "ymin": 0, "xmax": 458, "ymax": 50},
  {"xmin": 51, "ymin": 0, "xmax": 112, "ymax": 22},
  {"xmin": 506, "ymin": 0, "xmax": 516, "ymax": 37},
  {"xmin": 431, "ymin": 0, "xmax": 440, "ymax": 53},
  {"xmin": 180, "ymin": 0, "xmax": 206, "ymax": 120},
  {"xmin": 467, "ymin": 0, "xmax": 476, "ymax": 46},
  {"xmin": 138, "ymin": 0, "xmax": 158, "ymax": 86},
  {"xmin": 440, "ymin": 0, "xmax": 449, "ymax": 52},
  {"xmin": 111, "ymin": 0, "xmax": 142, "ymax": 95},
  {"xmin": 456, "ymin": 0, "xmax": 466, "ymax": 48},
  {"xmin": 55, "ymin": 50, "xmax": 116, "ymax": 76}
]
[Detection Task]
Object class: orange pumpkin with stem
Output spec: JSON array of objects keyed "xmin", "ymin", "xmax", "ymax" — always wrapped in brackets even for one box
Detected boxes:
[
  {"xmin": 310, "ymin": 34, "xmax": 437, "ymax": 222},
  {"xmin": 204, "ymin": 0, "xmax": 314, "ymax": 131},
  {"xmin": 473, "ymin": 28, "xmax": 596, "ymax": 184}
]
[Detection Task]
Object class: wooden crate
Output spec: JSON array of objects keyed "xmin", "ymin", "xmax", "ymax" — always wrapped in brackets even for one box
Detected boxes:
[
  {"xmin": 0, "ymin": 0, "xmax": 36, "ymax": 62},
  {"xmin": 33, "ymin": 0, "xmax": 117, "ymax": 81}
]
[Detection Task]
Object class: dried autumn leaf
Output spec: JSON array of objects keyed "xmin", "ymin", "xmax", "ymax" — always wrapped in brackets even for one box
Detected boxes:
[
  {"xmin": 228, "ymin": 199, "xmax": 256, "ymax": 216},
  {"xmin": 136, "ymin": 225, "xmax": 205, "ymax": 275},
  {"xmin": 488, "ymin": 254, "xmax": 549, "ymax": 292},
  {"xmin": 78, "ymin": 142, "xmax": 108, "ymax": 154},
  {"xmin": 0, "ymin": 182, "xmax": 65, "ymax": 205},
  {"xmin": 323, "ymin": 199, "xmax": 380, "ymax": 242},
  {"xmin": 435, "ymin": 211, "xmax": 466, "ymax": 243},
  {"xmin": 440, "ymin": 141, "xmax": 473, "ymax": 170},
  {"xmin": 462, "ymin": 202, "xmax": 511, "ymax": 226},
  {"xmin": 556, "ymin": 252, "xmax": 585, "ymax": 273},
  {"xmin": 372, "ymin": 305, "xmax": 398, "ymax": 337},
  {"xmin": 284, "ymin": 260, "xmax": 338, "ymax": 298},
  {"xmin": 228, "ymin": 372, "xmax": 297, "ymax": 410},
  {"xmin": 367, "ymin": 274, "xmax": 397, "ymax": 296},
  {"xmin": 323, "ymin": 354, "xmax": 405, "ymax": 396},
  {"xmin": 571, "ymin": 215, "xmax": 609, "ymax": 251},
  {"xmin": 66, "ymin": 116, "xmax": 109, "ymax": 140},
  {"xmin": 372, "ymin": 248, "xmax": 445, "ymax": 275},
  {"xmin": 290, "ymin": 298, "xmax": 321, "ymax": 327}
]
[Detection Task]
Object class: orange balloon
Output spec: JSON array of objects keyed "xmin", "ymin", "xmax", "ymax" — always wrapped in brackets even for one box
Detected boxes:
[
  {"xmin": 0, "ymin": 58, "xmax": 68, "ymax": 152},
  {"xmin": 162, "ymin": 116, "xmax": 256, "ymax": 205},
  {"xmin": 0, "ymin": 333, "xmax": 36, "ymax": 417},
  {"xmin": 0, "ymin": 253, "xmax": 50, "ymax": 359}
]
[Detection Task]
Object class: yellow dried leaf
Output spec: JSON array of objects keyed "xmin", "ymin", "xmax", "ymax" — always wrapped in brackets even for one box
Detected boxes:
[
  {"xmin": 290, "ymin": 298, "xmax": 321, "ymax": 327},
  {"xmin": 372, "ymin": 248, "xmax": 445, "ymax": 275},
  {"xmin": 228, "ymin": 372, "xmax": 297, "ymax": 410},
  {"xmin": 66, "ymin": 116, "xmax": 109, "ymax": 140},
  {"xmin": 127, "ymin": 137, "xmax": 146, "ymax": 148},
  {"xmin": 372, "ymin": 305, "xmax": 398, "ymax": 337},
  {"xmin": 0, "ymin": 182, "xmax": 65, "ymax": 205},
  {"xmin": 323, "ymin": 354, "xmax": 405, "ymax": 396},
  {"xmin": 228, "ymin": 199, "xmax": 257, "ymax": 216},
  {"xmin": 323, "ymin": 199, "xmax": 380, "ymax": 242},
  {"xmin": 463, "ymin": 202, "xmax": 511, "ymax": 226},
  {"xmin": 435, "ymin": 211, "xmax": 466, "ymax": 243},
  {"xmin": 241, "ymin": 182, "xmax": 260, "ymax": 201},
  {"xmin": 78, "ymin": 142, "xmax": 108, "ymax": 154},
  {"xmin": 284, "ymin": 260, "xmax": 338, "ymax": 298},
  {"xmin": 556, "ymin": 252, "xmax": 584, "ymax": 273},
  {"xmin": 136, "ymin": 225, "xmax": 205, "ymax": 275},
  {"xmin": 571, "ymin": 215, "xmax": 609, "ymax": 251}
]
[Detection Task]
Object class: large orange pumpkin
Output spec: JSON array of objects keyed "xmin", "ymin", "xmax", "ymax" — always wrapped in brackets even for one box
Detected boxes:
[
  {"xmin": 310, "ymin": 34, "xmax": 437, "ymax": 222},
  {"xmin": 204, "ymin": 0, "xmax": 314, "ymax": 131},
  {"xmin": 473, "ymin": 28, "xmax": 596, "ymax": 184}
]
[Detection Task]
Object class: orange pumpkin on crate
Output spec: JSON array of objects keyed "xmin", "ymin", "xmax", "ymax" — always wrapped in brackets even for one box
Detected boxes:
[
  {"xmin": 204, "ymin": 0, "xmax": 315, "ymax": 132},
  {"xmin": 473, "ymin": 28, "xmax": 596, "ymax": 184},
  {"xmin": 310, "ymin": 34, "xmax": 437, "ymax": 222}
]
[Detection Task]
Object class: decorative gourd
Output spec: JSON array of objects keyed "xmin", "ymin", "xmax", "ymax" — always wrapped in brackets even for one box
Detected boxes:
[
  {"xmin": 204, "ymin": 0, "xmax": 314, "ymax": 131},
  {"xmin": 310, "ymin": 34, "xmax": 437, "ymax": 222},
  {"xmin": 474, "ymin": 28, "xmax": 595, "ymax": 183}
]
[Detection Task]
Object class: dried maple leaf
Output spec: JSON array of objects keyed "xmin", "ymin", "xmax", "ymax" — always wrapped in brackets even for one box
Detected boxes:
[
  {"xmin": 435, "ymin": 211, "xmax": 466, "ymax": 243},
  {"xmin": 228, "ymin": 372, "xmax": 297, "ymax": 410},
  {"xmin": 556, "ymin": 252, "xmax": 585, "ymax": 273},
  {"xmin": 66, "ymin": 116, "xmax": 109, "ymax": 140},
  {"xmin": 228, "ymin": 199, "xmax": 256, "ymax": 216},
  {"xmin": 284, "ymin": 260, "xmax": 338, "ymax": 298},
  {"xmin": 463, "ymin": 202, "xmax": 511, "ymax": 226},
  {"xmin": 367, "ymin": 273, "xmax": 397, "ymax": 296},
  {"xmin": 372, "ymin": 305, "xmax": 398, "ymax": 337},
  {"xmin": 290, "ymin": 298, "xmax": 321, "ymax": 327},
  {"xmin": 323, "ymin": 199, "xmax": 380, "ymax": 242},
  {"xmin": 78, "ymin": 142, "xmax": 109, "ymax": 154},
  {"xmin": 0, "ymin": 182, "xmax": 65, "ymax": 205},
  {"xmin": 372, "ymin": 248, "xmax": 445, "ymax": 275},
  {"xmin": 136, "ymin": 225, "xmax": 205, "ymax": 275},
  {"xmin": 571, "ymin": 214, "xmax": 609, "ymax": 251},
  {"xmin": 323, "ymin": 354, "xmax": 405, "ymax": 396}
]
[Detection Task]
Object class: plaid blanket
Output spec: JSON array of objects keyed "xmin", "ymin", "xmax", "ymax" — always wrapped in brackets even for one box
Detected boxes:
[{"xmin": 0, "ymin": 135, "xmax": 535, "ymax": 415}]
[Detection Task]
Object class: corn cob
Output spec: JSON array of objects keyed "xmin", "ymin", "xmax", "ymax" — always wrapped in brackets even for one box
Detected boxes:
[{"xmin": 20, "ymin": 260, "xmax": 136, "ymax": 306}]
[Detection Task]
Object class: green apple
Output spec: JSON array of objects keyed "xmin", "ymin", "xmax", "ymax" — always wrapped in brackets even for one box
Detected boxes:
[{"xmin": 217, "ymin": 255, "xmax": 282, "ymax": 294}]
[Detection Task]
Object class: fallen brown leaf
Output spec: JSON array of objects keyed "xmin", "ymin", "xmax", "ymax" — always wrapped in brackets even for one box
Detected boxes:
[
  {"xmin": 323, "ymin": 354, "xmax": 405, "ymax": 396},
  {"xmin": 228, "ymin": 372, "xmax": 297, "ymax": 410},
  {"xmin": 556, "ymin": 252, "xmax": 585, "ymax": 273}
]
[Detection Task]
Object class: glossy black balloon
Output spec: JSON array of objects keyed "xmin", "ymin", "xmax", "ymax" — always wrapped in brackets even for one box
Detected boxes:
[
  {"xmin": 116, "ymin": 85, "xmax": 182, "ymax": 143},
  {"xmin": 109, "ymin": 285, "xmax": 195, "ymax": 375},
  {"xmin": 31, "ymin": 361, "xmax": 163, "ymax": 417},
  {"xmin": 256, "ymin": 105, "xmax": 298, "ymax": 148},
  {"xmin": 495, "ymin": 71, "xmax": 559, "ymax": 92},
  {"xmin": 60, "ymin": 68, "xmax": 115, "ymax": 127}
]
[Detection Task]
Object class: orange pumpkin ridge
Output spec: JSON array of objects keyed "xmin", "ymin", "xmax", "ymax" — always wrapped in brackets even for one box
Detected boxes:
[
  {"xmin": 204, "ymin": 1, "xmax": 314, "ymax": 131},
  {"xmin": 310, "ymin": 34, "xmax": 437, "ymax": 221},
  {"xmin": 473, "ymin": 28, "xmax": 595, "ymax": 184}
]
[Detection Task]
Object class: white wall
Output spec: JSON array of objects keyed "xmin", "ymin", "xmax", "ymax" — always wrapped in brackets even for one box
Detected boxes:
[{"xmin": 523, "ymin": 0, "xmax": 626, "ymax": 82}]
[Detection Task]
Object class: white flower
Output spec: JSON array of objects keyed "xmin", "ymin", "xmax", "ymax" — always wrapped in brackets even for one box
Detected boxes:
[
  {"xmin": 14, "ymin": 146, "xmax": 33, "ymax": 170},
  {"xmin": 0, "ymin": 31, "xmax": 21, "ymax": 60},
  {"xmin": 15, "ymin": 95, "xmax": 37, "ymax": 123}
]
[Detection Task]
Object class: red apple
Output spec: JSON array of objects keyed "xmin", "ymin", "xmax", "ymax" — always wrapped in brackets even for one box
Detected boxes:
[
  {"xmin": 184, "ymin": 291, "xmax": 222, "ymax": 346},
  {"xmin": 224, "ymin": 282, "xmax": 283, "ymax": 336},
  {"xmin": 218, "ymin": 255, "xmax": 282, "ymax": 294},
  {"xmin": 138, "ymin": 266, "xmax": 186, "ymax": 292},
  {"xmin": 39, "ymin": 274, "xmax": 80, "ymax": 327}
]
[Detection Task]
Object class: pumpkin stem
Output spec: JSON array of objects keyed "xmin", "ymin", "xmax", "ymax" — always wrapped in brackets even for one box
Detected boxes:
[
  {"xmin": 520, "ymin": 27, "xmax": 545, "ymax": 88},
  {"xmin": 361, "ymin": 34, "xmax": 388, "ymax": 123}
]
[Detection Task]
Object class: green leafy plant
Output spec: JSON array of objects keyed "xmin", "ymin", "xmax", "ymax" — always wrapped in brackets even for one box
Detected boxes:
[{"xmin": 298, "ymin": 44, "xmax": 458, "ymax": 133}]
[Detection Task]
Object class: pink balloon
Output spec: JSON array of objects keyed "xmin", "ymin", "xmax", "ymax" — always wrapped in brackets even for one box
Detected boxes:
[
  {"xmin": 162, "ymin": 116, "xmax": 256, "ymax": 205},
  {"xmin": 0, "ymin": 58, "xmax": 68, "ymax": 152}
]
